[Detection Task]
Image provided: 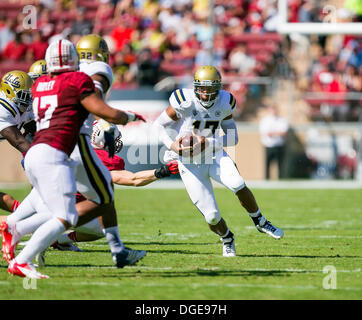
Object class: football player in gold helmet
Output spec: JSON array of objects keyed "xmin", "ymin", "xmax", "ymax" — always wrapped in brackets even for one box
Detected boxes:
[
  {"xmin": 193, "ymin": 65, "xmax": 222, "ymax": 108},
  {"xmin": 28, "ymin": 59, "xmax": 47, "ymax": 80},
  {"xmin": 76, "ymin": 34, "xmax": 110, "ymax": 64},
  {"xmin": 0, "ymin": 71, "xmax": 35, "ymax": 215},
  {"xmin": 1, "ymin": 70, "xmax": 32, "ymax": 113},
  {"xmin": 155, "ymin": 65, "xmax": 284, "ymax": 257}
]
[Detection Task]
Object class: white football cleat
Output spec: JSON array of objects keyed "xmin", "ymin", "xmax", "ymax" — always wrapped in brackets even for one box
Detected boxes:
[
  {"xmin": 8, "ymin": 260, "xmax": 49, "ymax": 279},
  {"xmin": 256, "ymin": 216, "xmax": 284, "ymax": 239},
  {"xmin": 221, "ymin": 237, "xmax": 236, "ymax": 257}
]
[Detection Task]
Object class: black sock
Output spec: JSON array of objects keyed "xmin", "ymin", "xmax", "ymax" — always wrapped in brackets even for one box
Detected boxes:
[
  {"xmin": 251, "ymin": 214, "xmax": 262, "ymax": 226},
  {"xmin": 222, "ymin": 230, "xmax": 234, "ymax": 240}
]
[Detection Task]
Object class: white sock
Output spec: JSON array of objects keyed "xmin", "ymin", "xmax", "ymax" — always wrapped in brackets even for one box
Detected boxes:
[
  {"xmin": 248, "ymin": 209, "xmax": 261, "ymax": 218},
  {"xmin": 102, "ymin": 226, "xmax": 124, "ymax": 254},
  {"xmin": 16, "ymin": 218, "xmax": 66, "ymax": 264},
  {"xmin": 7, "ymin": 194, "xmax": 37, "ymax": 229},
  {"xmin": 15, "ymin": 212, "xmax": 52, "ymax": 238}
]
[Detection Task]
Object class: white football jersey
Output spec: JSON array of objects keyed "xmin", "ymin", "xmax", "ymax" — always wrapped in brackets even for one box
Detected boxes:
[
  {"xmin": 164, "ymin": 88, "xmax": 236, "ymax": 162},
  {"xmin": 79, "ymin": 61, "xmax": 114, "ymax": 136},
  {"xmin": 0, "ymin": 92, "xmax": 34, "ymax": 141}
]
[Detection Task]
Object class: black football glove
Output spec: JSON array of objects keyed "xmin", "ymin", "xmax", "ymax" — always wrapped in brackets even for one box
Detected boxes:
[
  {"xmin": 104, "ymin": 130, "xmax": 115, "ymax": 158},
  {"xmin": 154, "ymin": 160, "xmax": 179, "ymax": 178}
]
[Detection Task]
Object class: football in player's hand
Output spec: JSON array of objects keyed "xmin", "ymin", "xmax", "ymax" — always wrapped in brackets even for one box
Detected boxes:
[{"xmin": 180, "ymin": 134, "xmax": 194, "ymax": 148}]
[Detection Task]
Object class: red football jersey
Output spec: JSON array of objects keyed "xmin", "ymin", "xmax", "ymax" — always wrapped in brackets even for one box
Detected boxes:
[
  {"xmin": 94, "ymin": 149, "xmax": 125, "ymax": 171},
  {"xmin": 31, "ymin": 72, "xmax": 95, "ymax": 156}
]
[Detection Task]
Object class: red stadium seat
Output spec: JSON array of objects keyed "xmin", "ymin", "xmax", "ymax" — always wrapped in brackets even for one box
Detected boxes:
[
  {"xmin": 231, "ymin": 33, "xmax": 282, "ymax": 43},
  {"xmin": 160, "ymin": 61, "xmax": 188, "ymax": 76},
  {"xmin": 247, "ymin": 42, "xmax": 278, "ymax": 54},
  {"xmin": 0, "ymin": 61, "xmax": 32, "ymax": 79}
]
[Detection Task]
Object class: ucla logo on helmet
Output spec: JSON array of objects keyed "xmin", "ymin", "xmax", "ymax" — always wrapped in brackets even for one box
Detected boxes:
[{"xmin": 4, "ymin": 74, "xmax": 20, "ymax": 88}]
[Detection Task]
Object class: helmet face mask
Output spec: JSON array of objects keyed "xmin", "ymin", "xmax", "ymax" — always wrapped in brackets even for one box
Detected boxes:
[
  {"xmin": 193, "ymin": 66, "xmax": 222, "ymax": 108},
  {"xmin": 114, "ymin": 134, "xmax": 123, "ymax": 153},
  {"xmin": 1, "ymin": 71, "xmax": 32, "ymax": 112},
  {"xmin": 45, "ymin": 39, "xmax": 79, "ymax": 74},
  {"xmin": 14, "ymin": 88, "xmax": 32, "ymax": 111},
  {"xmin": 76, "ymin": 34, "xmax": 110, "ymax": 64}
]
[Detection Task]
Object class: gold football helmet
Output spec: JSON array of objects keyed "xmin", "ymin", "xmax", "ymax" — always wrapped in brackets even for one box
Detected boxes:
[
  {"xmin": 76, "ymin": 34, "xmax": 110, "ymax": 64},
  {"xmin": 28, "ymin": 59, "xmax": 47, "ymax": 80},
  {"xmin": 0, "ymin": 70, "xmax": 32, "ymax": 112},
  {"xmin": 193, "ymin": 65, "xmax": 222, "ymax": 108}
]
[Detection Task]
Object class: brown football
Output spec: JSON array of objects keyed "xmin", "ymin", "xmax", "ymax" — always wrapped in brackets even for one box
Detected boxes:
[{"xmin": 180, "ymin": 134, "xmax": 194, "ymax": 147}]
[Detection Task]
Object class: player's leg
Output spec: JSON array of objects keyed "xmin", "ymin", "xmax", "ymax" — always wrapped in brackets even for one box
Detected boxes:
[
  {"xmin": 55, "ymin": 217, "xmax": 103, "ymax": 248},
  {"xmin": 72, "ymin": 135, "xmax": 145, "ymax": 267},
  {"xmin": 9, "ymin": 145, "xmax": 76, "ymax": 278},
  {"xmin": 212, "ymin": 151, "xmax": 284, "ymax": 239},
  {"xmin": 1, "ymin": 188, "xmax": 50, "ymax": 262},
  {"xmin": 0, "ymin": 192, "xmax": 20, "ymax": 213},
  {"xmin": 178, "ymin": 161, "xmax": 235, "ymax": 257}
]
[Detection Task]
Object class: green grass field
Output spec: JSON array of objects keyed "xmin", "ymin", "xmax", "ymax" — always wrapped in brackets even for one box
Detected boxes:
[{"xmin": 0, "ymin": 186, "xmax": 361, "ymax": 300}]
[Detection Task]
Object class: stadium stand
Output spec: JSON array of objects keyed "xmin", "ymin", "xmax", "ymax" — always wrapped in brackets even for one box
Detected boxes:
[{"xmin": 0, "ymin": 0, "xmax": 360, "ymax": 121}]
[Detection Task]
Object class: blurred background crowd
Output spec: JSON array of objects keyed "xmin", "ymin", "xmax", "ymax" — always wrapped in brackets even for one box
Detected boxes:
[{"xmin": 0, "ymin": 0, "xmax": 360, "ymax": 122}]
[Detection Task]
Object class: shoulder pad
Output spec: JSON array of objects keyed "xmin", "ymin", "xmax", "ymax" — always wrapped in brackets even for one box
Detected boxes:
[
  {"xmin": 79, "ymin": 61, "xmax": 113, "ymax": 90},
  {"xmin": 171, "ymin": 89, "xmax": 188, "ymax": 106},
  {"xmin": 0, "ymin": 97, "xmax": 18, "ymax": 118}
]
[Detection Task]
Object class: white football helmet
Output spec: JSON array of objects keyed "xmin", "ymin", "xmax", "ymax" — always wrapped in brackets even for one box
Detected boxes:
[
  {"xmin": 91, "ymin": 119, "xmax": 123, "ymax": 153},
  {"xmin": 45, "ymin": 39, "xmax": 79, "ymax": 74}
]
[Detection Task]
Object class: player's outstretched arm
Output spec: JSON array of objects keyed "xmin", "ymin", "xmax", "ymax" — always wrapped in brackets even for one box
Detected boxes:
[
  {"xmin": 81, "ymin": 93, "xmax": 146, "ymax": 125},
  {"xmin": 0, "ymin": 126, "xmax": 31, "ymax": 154},
  {"xmin": 110, "ymin": 161, "xmax": 179, "ymax": 187}
]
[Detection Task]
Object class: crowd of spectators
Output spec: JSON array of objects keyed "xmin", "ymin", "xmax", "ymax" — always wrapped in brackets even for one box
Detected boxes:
[
  {"xmin": 288, "ymin": 1, "xmax": 361, "ymax": 121},
  {"xmin": 0, "ymin": 0, "xmax": 360, "ymax": 121}
]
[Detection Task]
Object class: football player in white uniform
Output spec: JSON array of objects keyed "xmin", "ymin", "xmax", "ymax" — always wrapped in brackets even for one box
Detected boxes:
[
  {"xmin": 28, "ymin": 59, "xmax": 47, "ymax": 81},
  {"xmin": 0, "ymin": 71, "xmax": 34, "ymax": 214},
  {"xmin": 154, "ymin": 65, "xmax": 284, "ymax": 257},
  {"xmin": 71, "ymin": 34, "xmax": 147, "ymax": 267}
]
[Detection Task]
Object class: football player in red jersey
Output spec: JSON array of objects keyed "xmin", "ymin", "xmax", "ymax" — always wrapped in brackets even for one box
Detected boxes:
[
  {"xmin": 3, "ymin": 39, "xmax": 146, "ymax": 279},
  {"xmin": 51, "ymin": 120, "xmax": 179, "ymax": 249}
]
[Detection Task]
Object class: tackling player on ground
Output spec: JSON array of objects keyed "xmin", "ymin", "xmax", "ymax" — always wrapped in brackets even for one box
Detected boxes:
[{"xmin": 155, "ymin": 65, "xmax": 284, "ymax": 257}]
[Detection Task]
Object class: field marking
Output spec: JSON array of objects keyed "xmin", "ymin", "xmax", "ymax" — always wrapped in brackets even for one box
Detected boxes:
[
  {"xmin": 1, "ymin": 280, "xmax": 360, "ymax": 292},
  {"xmin": 69, "ymin": 265, "xmax": 362, "ymax": 274}
]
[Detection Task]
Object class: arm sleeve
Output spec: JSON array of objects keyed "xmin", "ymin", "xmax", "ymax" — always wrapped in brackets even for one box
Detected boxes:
[
  {"xmin": 207, "ymin": 118, "xmax": 238, "ymax": 148},
  {"xmin": 154, "ymin": 110, "xmax": 176, "ymax": 149}
]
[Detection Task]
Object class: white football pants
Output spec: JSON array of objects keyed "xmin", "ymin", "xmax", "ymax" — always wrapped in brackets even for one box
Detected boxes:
[
  {"xmin": 24, "ymin": 143, "xmax": 78, "ymax": 226},
  {"xmin": 178, "ymin": 151, "xmax": 245, "ymax": 225},
  {"xmin": 71, "ymin": 134, "xmax": 113, "ymax": 205}
]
